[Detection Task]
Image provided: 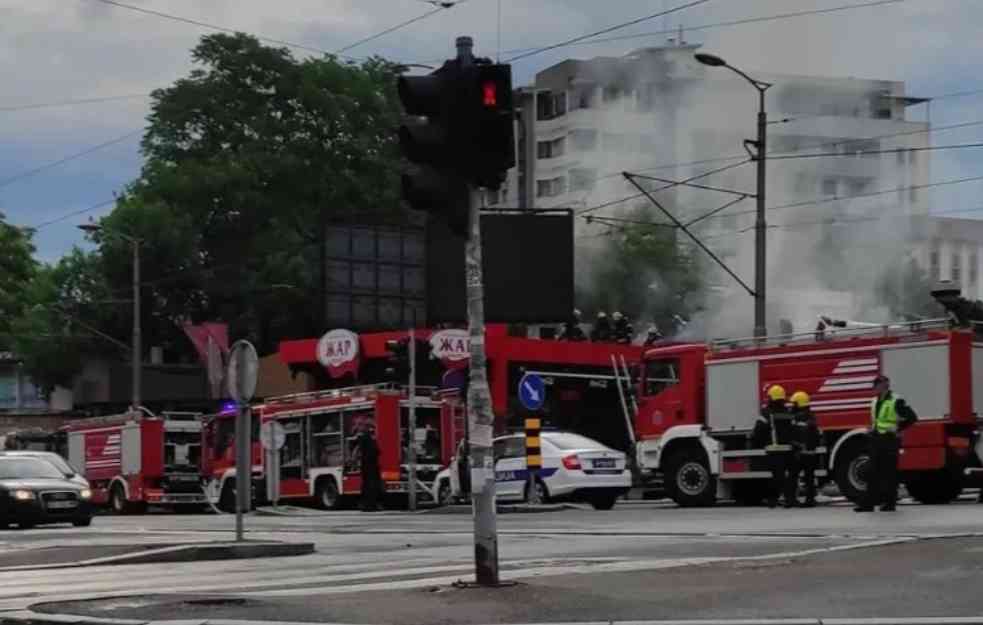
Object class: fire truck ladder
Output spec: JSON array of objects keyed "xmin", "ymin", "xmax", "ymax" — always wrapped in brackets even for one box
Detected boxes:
[
  {"xmin": 710, "ymin": 317, "xmax": 951, "ymax": 352},
  {"xmin": 611, "ymin": 354, "xmax": 637, "ymax": 447}
]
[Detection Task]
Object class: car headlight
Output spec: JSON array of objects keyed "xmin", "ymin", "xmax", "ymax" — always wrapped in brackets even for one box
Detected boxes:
[
  {"xmin": 79, "ymin": 488, "xmax": 92, "ymax": 500},
  {"xmin": 12, "ymin": 489, "xmax": 35, "ymax": 501}
]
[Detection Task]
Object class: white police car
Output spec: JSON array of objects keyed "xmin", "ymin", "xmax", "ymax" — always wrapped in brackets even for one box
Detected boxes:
[{"xmin": 434, "ymin": 431, "xmax": 631, "ymax": 510}]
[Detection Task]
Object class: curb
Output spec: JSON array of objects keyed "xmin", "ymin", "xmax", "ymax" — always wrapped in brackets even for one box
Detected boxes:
[
  {"xmin": 424, "ymin": 503, "xmax": 580, "ymax": 515},
  {"xmin": 0, "ymin": 541, "xmax": 315, "ymax": 572},
  {"xmin": 5, "ymin": 616, "xmax": 983, "ymax": 625}
]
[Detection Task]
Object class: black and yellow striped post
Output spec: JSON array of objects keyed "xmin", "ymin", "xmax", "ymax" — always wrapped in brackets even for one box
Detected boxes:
[{"xmin": 525, "ymin": 417, "xmax": 542, "ymax": 500}]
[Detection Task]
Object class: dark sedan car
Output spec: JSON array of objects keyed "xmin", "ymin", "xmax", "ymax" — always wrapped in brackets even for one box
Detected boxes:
[{"xmin": 0, "ymin": 456, "xmax": 93, "ymax": 529}]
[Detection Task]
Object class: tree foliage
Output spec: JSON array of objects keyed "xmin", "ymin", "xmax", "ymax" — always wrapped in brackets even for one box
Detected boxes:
[
  {"xmin": 97, "ymin": 34, "xmax": 404, "ymax": 356},
  {"xmin": 0, "ymin": 213, "xmax": 37, "ymax": 346},
  {"xmin": 580, "ymin": 207, "xmax": 703, "ymax": 336}
]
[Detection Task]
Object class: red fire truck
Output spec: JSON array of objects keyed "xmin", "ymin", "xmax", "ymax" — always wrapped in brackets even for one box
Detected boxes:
[
  {"xmin": 64, "ymin": 410, "xmax": 207, "ymax": 513},
  {"xmin": 200, "ymin": 384, "xmax": 465, "ymax": 510},
  {"xmin": 279, "ymin": 325, "xmax": 644, "ymax": 451},
  {"xmin": 632, "ymin": 320, "xmax": 983, "ymax": 507}
]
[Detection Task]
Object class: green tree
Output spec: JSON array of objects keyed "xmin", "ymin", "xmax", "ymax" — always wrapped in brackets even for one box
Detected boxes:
[
  {"xmin": 581, "ymin": 207, "xmax": 703, "ymax": 335},
  {"xmin": 10, "ymin": 249, "xmax": 119, "ymax": 395},
  {"xmin": 0, "ymin": 213, "xmax": 37, "ymax": 347},
  {"xmin": 113, "ymin": 33, "xmax": 406, "ymax": 352}
]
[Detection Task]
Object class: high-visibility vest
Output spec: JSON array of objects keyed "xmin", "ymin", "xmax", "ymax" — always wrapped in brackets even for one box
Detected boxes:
[{"xmin": 871, "ymin": 395, "xmax": 899, "ymax": 434}]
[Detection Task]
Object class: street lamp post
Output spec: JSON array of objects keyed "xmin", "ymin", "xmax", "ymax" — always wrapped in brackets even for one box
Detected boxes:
[
  {"xmin": 695, "ymin": 52, "xmax": 773, "ymax": 339},
  {"xmin": 78, "ymin": 224, "xmax": 142, "ymax": 410}
]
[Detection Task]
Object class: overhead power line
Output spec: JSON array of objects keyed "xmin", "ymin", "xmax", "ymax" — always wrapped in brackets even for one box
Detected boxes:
[
  {"xmin": 334, "ymin": 4, "xmax": 452, "ymax": 55},
  {"xmin": 0, "ymin": 94, "xmax": 150, "ymax": 113},
  {"xmin": 29, "ymin": 198, "xmax": 118, "ymax": 230},
  {"xmin": 501, "ymin": 0, "xmax": 906, "ymax": 57},
  {"xmin": 0, "ymin": 129, "xmax": 143, "ymax": 191},
  {"xmin": 770, "ymin": 142, "xmax": 983, "ymax": 161},
  {"xmin": 504, "ymin": 0, "xmax": 714, "ymax": 63},
  {"xmin": 87, "ymin": 0, "xmax": 354, "ymax": 59}
]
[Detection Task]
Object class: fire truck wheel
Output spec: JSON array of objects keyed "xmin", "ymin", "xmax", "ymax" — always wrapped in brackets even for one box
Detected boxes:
[
  {"xmin": 904, "ymin": 470, "xmax": 963, "ymax": 504},
  {"xmin": 524, "ymin": 478, "xmax": 549, "ymax": 505},
  {"xmin": 833, "ymin": 441, "xmax": 870, "ymax": 504},
  {"xmin": 666, "ymin": 449, "xmax": 716, "ymax": 507},
  {"xmin": 110, "ymin": 484, "xmax": 141, "ymax": 515},
  {"xmin": 218, "ymin": 481, "xmax": 237, "ymax": 513},
  {"xmin": 437, "ymin": 480, "xmax": 453, "ymax": 506},
  {"xmin": 315, "ymin": 478, "xmax": 342, "ymax": 510}
]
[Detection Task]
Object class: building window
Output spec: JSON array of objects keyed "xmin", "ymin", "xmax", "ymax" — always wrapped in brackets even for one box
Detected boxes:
[
  {"xmin": 821, "ymin": 178, "xmax": 838, "ymax": 196},
  {"xmin": 930, "ymin": 249, "xmax": 940, "ymax": 280},
  {"xmin": 536, "ymin": 177, "xmax": 566, "ymax": 198},
  {"xmin": 971, "ymin": 253, "xmax": 978, "ymax": 286},
  {"xmin": 536, "ymin": 91, "xmax": 566, "ymax": 120},
  {"xmin": 569, "ymin": 168, "xmax": 596, "ymax": 192},
  {"xmin": 602, "ymin": 86, "xmax": 621, "ymax": 102},
  {"xmin": 536, "ymin": 137, "xmax": 564, "ymax": 159},
  {"xmin": 953, "ymin": 252, "xmax": 962, "ymax": 284},
  {"xmin": 570, "ymin": 129, "xmax": 598, "ymax": 151}
]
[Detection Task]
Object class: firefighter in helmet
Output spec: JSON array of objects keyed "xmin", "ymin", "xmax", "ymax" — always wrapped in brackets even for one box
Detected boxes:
[
  {"xmin": 788, "ymin": 391, "xmax": 821, "ymax": 508},
  {"xmin": 591, "ymin": 312, "xmax": 612, "ymax": 342},
  {"xmin": 752, "ymin": 384, "xmax": 797, "ymax": 508}
]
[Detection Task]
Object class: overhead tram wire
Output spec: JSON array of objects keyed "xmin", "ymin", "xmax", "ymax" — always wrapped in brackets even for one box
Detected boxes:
[
  {"xmin": 0, "ymin": 128, "xmax": 143, "ymax": 191},
  {"xmin": 499, "ymin": 0, "xmax": 907, "ymax": 57},
  {"xmin": 0, "ymin": 94, "xmax": 150, "ymax": 113},
  {"xmin": 503, "ymin": 0, "xmax": 715, "ymax": 63},
  {"xmin": 28, "ymin": 198, "xmax": 118, "ymax": 230},
  {"xmin": 333, "ymin": 3, "xmax": 459, "ymax": 56}
]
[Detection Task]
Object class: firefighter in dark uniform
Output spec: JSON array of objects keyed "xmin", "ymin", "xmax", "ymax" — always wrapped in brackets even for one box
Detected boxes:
[
  {"xmin": 788, "ymin": 391, "xmax": 821, "ymax": 508},
  {"xmin": 856, "ymin": 375, "xmax": 917, "ymax": 512},
  {"xmin": 358, "ymin": 423, "xmax": 384, "ymax": 512},
  {"xmin": 559, "ymin": 309, "xmax": 587, "ymax": 341},
  {"xmin": 752, "ymin": 385, "xmax": 797, "ymax": 508}
]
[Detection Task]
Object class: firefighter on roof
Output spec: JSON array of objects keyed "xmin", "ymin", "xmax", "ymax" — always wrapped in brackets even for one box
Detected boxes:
[
  {"xmin": 752, "ymin": 384, "xmax": 797, "ymax": 508},
  {"xmin": 558, "ymin": 309, "xmax": 587, "ymax": 341},
  {"xmin": 591, "ymin": 312, "xmax": 612, "ymax": 342},
  {"xmin": 789, "ymin": 391, "xmax": 821, "ymax": 508},
  {"xmin": 855, "ymin": 375, "xmax": 918, "ymax": 512},
  {"xmin": 612, "ymin": 312, "xmax": 634, "ymax": 344}
]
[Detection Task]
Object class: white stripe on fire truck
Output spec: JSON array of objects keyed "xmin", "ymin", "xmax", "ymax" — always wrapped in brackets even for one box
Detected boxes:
[
  {"xmin": 818, "ymin": 382, "xmax": 874, "ymax": 392},
  {"xmin": 835, "ymin": 358, "xmax": 878, "ymax": 367},
  {"xmin": 832, "ymin": 365, "xmax": 879, "ymax": 374},
  {"xmin": 810, "ymin": 397, "xmax": 875, "ymax": 406}
]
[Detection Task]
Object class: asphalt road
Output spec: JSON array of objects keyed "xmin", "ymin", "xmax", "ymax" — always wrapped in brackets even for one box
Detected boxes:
[{"xmin": 1, "ymin": 497, "xmax": 981, "ymax": 623}]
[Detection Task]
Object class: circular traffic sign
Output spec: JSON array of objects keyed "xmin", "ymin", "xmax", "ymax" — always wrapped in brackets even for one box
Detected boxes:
[
  {"xmin": 518, "ymin": 373, "xmax": 546, "ymax": 411},
  {"xmin": 260, "ymin": 421, "xmax": 286, "ymax": 450},
  {"xmin": 227, "ymin": 340, "xmax": 259, "ymax": 403}
]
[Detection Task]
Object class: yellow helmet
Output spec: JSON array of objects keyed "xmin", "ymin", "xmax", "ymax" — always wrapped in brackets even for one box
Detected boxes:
[
  {"xmin": 767, "ymin": 385, "xmax": 787, "ymax": 401},
  {"xmin": 790, "ymin": 391, "xmax": 810, "ymax": 408}
]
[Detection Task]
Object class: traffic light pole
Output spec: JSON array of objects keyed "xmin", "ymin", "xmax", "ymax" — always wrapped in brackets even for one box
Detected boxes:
[
  {"xmin": 407, "ymin": 328, "xmax": 417, "ymax": 512},
  {"xmin": 465, "ymin": 186, "xmax": 500, "ymax": 586}
]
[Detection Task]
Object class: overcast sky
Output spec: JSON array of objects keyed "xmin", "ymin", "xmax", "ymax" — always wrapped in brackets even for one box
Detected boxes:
[{"xmin": 2, "ymin": 0, "xmax": 982, "ymax": 261}]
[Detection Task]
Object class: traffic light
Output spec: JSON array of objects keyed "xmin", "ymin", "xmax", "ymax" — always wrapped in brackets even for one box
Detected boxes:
[
  {"xmin": 384, "ymin": 338, "xmax": 410, "ymax": 381},
  {"xmin": 469, "ymin": 63, "xmax": 515, "ymax": 189},
  {"xmin": 397, "ymin": 58, "xmax": 515, "ymax": 237},
  {"xmin": 398, "ymin": 64, "xmax": 470, "ymax": 237}
]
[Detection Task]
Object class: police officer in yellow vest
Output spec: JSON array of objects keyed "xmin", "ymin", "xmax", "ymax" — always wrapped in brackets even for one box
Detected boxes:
[{"xmin": 855, "ymin": 375, "xmax": 918, "ymax": 512}]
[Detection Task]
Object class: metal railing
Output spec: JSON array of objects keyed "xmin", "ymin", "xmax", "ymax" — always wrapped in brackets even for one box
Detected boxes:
[
  {"xmin": 265, "ymin": 383, "xmax": 459, "ymax": 407},
  {"xmin": 709, "ymin": 317, "xmax": 952, "ymax": 352}
]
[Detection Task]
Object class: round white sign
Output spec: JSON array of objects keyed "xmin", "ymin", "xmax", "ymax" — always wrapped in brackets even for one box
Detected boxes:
[
  {"xmin": 226, "ymin": 340, "xmax": 259, "ymax": 403},
  {"xmin": 429, "ymin": 329, "xmax": 470, "ymax": 362},
  {"xmin": 260, "ymin": 421, "xmax": 286, "ymax": 450},
  {"xmin": 316, "ymin": 329, "xmax": 360, "ymax": 369}
]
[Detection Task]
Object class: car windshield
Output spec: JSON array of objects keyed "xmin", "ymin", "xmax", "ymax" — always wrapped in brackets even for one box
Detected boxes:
[
  {"xmin": 7, "ymin": 453, "xmax": 75, "ymax": 475},
  {"xmin": 544, "ymin": 433, "xmax": 604, "ymax": 450},
  {"xmin": 0, "ymin": 457, "xmax": 65, "ymax": 480}
]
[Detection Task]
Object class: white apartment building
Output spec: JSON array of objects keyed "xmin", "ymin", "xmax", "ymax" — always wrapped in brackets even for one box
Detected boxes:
[{"xmin": 494, "ymin": 40, "xmax": 933, "ymax": 336}]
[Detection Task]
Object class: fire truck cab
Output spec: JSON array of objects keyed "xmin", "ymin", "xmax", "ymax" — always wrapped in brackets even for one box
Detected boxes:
[
  {"xmin": 200, "ymin": 384, "xmax": 465, "ymax": 510},
  {"xmin": 633, "ymin": 321, "xmax": 982, "ymax": 506}
]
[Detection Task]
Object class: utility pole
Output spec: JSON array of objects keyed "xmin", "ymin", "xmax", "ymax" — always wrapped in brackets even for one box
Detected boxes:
[
  {"xmin": 754, "ymin": 88, "xmax": 768, "ymax": 339},
  {"xmin": 407, "ymin": 328, "xmax": 417, "ymax": 511},
  {"xmin": 694, "ymin": 53, "xmax": 772, "ymax": 338},
  {"xmin": 458, "ymin": 35, "xmax": 500, "ymax": 586},
  {"xmin": 131, "ymin": 238, "xmax": 141, "ymax": 410}
]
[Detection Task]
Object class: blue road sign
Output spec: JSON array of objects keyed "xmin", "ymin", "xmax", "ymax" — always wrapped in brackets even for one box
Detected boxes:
[{"xmin": 518, "ymin": 373, "xmax": 546, "ymax": 411}]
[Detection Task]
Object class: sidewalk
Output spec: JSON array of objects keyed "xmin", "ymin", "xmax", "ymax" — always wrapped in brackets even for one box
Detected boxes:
[{"xmin": 23, "ymin": 536, "xmax": 983, "ymax": 625}]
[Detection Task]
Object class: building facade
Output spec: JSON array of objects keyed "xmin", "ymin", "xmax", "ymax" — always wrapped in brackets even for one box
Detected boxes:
[{"xmin": 495, "ymin": 40, "xmax": 932, "ymax": 336}]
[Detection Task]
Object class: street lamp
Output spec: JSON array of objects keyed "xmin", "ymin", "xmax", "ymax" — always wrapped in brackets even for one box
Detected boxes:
[
  {"xmin": 695, "ymin": 52, "xmax": 773, "ymax": 339},
  {"xmin": 78, "ymin": 223, "xmax": 142, "ymax": 411}
]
